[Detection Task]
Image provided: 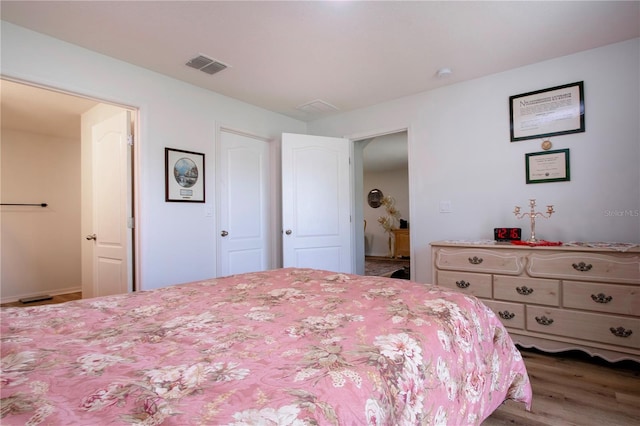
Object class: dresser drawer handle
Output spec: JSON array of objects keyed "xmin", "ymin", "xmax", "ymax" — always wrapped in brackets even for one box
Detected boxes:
[
  {"xmin": 591, "ymin": 293, "xmax": 613, "ymax": 304},
  {"xmin": 516, "ymin": 286, "xmax": 534, "ymax": 296},
  {"xmin": 498, "ymin": 311, "xmax": 515, "ymax": 320},
  {"xmin": 535, "ymin": 316, "xmax": 554, "ymax": 326},
  {"xmin": 572, "ymin": 262, "xmax": 593, "ymax": 272},
  {"xmin": 468, "ymin": 256, "xmax": 483, "ymax": 265},
  {"xmin": 609, "ymin": 327, "xmax": 633, "ymax": 338},
  {"xmin": 456, "ymin": 280, "xmax": 471, "ymax": 289}
]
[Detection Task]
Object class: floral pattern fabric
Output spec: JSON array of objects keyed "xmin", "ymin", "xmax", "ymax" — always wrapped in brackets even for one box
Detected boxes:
[{"xmin": 1, "ymin": 268, "xmax": 531, "ymax": 425}]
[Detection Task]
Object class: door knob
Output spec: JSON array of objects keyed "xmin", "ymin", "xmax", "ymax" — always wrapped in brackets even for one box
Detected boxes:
[
  {"xmin": 221, "ymin": 230, "xmax": 229, "ymax": 237},
  {"xmin": 86, "ymin": 234, "xmax": 97, "ymax": 241},
  {"xmin": 285, "ymin": 229, "xmax": 292, "ymax": 235}
]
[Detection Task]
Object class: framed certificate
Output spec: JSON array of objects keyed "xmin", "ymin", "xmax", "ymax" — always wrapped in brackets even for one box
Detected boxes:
[
  {"xmin": 510, "ymin": 82, "xmax": 585, "ymax": 142},
  {"xmin": 525, "ymin": 149, "xmax": 570, "ymax": 184}
]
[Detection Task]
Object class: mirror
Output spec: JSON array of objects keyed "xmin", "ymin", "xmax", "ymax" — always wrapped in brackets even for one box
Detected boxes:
[{"xmin": 367, "ymin": 189, "xmax": 384, "ymax": 208}]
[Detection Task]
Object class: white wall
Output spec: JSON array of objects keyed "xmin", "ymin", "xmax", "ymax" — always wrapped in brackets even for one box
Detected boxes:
[
  {"xmin": 1, "ymin": 21, "xmax": 307, "ymax": 291},
  {"xmin": 1, "ymin": 129, "xmax": 81, "ymax": 299},
  {"xmin": 2, "ymin": 22, "xmax": 637, "ymax": 290},
  {"xmin": 310, "ymin": 38, "xmax": 640, "ymax": 284}
]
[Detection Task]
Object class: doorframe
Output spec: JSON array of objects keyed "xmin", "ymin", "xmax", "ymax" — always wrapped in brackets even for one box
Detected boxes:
[
  {"xmin": 2, "ymin": 76, "xmax": 142, "ymax": 294},
  {"xmin": 346, "ymin": 125, "xmax": 412, "ymax": 280}
]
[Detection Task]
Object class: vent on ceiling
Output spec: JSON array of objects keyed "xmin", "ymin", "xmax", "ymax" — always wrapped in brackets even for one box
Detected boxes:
[
  {"xmin": 296, "ymin": 99, "xmax": 339, "ymax": 114},
  {"xmin": 186, "ymin": 54, "xmax": 229, "ymax": 75}
]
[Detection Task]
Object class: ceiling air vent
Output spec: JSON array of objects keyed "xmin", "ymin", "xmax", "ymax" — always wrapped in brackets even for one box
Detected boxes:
[
  {"xmin": 296, "ymin": 99, "xmax": 339, "ymax": 114},
  {"xmin": 186, "ymin": 55, "xmax": 229, "ymax": 75}
]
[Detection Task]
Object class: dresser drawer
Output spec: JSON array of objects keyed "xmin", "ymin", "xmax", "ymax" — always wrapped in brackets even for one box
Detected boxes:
[
  {"xmin": 527, "ymin": 306, "xmax": 640, "ymax": 349},
  {"xmin": 494, "ymin": 275, "xmax": 559, "ymax": 306},
  {"xmin": 563, "ymin": 281, "xmax": 639, "ymax": 315},
  {"xmin": 434, "ymin": 248, "xmax": 526, "ymax": 275},
  {"xmin": 431, "ymin": 241, "xmax": 640, "ymax": 361},
  {"xmin": 527, "ymin": 253, "xmax": 640, "ymax": 284},
  {"xmin": 436, "ymin": 270, "xmax": 492, "ymax": 298},
  {"xmin": 483, "ymin": 300, "xmax": 525, "ymax": 329}
]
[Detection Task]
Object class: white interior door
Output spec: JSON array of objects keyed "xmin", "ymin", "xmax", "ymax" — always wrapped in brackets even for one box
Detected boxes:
[
  {"xmin": 217, "ymin": 129, "xmax": 271, "ymax": 276},
  {"xmin": 89, "ymin": 110, "xmax": 132, "ymax": 296},
  {"xmin": 282, "ymin": 133, "xmax": 353, "ymax": 273}
]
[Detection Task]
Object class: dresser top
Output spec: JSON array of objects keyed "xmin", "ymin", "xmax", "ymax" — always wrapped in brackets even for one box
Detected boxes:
[{"xmin": 430, "ymin": 240, "xmax": 640, "ymax": 253}]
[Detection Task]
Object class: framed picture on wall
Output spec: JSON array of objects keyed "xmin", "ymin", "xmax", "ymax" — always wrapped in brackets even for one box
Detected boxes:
[
  {"xmin": 525, "ymin": 148, "xmax": 570, "ymax": 184},
  {"xmin": 165, "ymin": 148, "xmax": 205, "ymax": 202},
  {"xmin": 510, "ymin": 81, "xmax": 585, "ymax": 142}
]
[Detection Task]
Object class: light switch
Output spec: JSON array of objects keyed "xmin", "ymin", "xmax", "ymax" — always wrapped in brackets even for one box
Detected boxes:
[{"xmin": 439, "ymin": 200, "xmax": 452, "ymax": 213}]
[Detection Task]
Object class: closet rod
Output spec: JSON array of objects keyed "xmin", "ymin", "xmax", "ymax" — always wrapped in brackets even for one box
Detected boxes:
[{"xmin": 0, "ymin": 203, "xmax": 48, "ymax": 207}]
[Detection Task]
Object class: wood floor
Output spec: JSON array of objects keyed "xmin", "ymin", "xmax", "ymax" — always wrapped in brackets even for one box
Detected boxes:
[
  {"xmin": 2, "ymin": 293, "xmax": 638, "ymax": 424},
  {"xmin": 484, "ymin": 348, "xmax": 640, "ymax": 425}
]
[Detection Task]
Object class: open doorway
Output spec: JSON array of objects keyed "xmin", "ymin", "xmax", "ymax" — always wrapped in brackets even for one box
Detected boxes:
[
  {"xmin": 354, "ymin": 131, "xmax": 410, "ymax": 278},
  {"xmin": 0, "ymin": 79, "xmax": 137, "ymax": 303}
]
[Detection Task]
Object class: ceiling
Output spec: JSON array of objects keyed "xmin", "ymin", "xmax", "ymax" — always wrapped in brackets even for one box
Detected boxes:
[
  {"xmin": 1, "ymin": 79, "xmax": 99, "ymax": 139},
  {"xmin": 363, "ymin": 132, "xmax": 408, "ymax": 173},
  {"xmin": 1, "ymin": 1, "xmax": 638, "ymax": 123}
]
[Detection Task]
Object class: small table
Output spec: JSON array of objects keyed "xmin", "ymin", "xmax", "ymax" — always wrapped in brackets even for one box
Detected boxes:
[{"xmin": 392, "ymin": 229, "xmax": 410, "ymax": 258}]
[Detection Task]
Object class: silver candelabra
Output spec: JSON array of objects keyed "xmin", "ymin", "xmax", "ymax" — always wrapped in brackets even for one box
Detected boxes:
[{"xmin": 513, "ymin": 199, "xmax": 555, "ymax": 243}]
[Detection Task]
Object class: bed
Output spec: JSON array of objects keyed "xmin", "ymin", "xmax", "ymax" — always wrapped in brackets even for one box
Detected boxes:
[{"xmin": 1, "ymin": 268, "xmax": 531, "ymax": 425}]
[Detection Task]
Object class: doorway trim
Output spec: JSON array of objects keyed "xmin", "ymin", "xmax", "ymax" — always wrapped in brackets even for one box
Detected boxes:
[
  {"xmin": 346, "ymin": 125, "xmax": 413, "ymax": 279},
  {"xmin": 2, "ymin": 76, "xmax": 142, "ymax": 294}
]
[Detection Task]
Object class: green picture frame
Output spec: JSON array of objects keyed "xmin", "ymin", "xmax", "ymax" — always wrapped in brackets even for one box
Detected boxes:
[
  {"xmin": 525, "ymin": 149, "xmax": 570, "ymax": 184},
  {"xmin": 510, "ymin": 82, "xmax": 585, "ymax": 142}
]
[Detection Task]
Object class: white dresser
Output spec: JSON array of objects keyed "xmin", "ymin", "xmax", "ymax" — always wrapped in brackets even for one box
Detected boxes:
[{"xmin": 431, "ymin": 241, "xmax": 640, "ymax": 362}]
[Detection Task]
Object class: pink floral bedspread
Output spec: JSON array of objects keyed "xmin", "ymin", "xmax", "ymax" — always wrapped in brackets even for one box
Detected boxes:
[{"xmin": 1, "ymin": 268, "xmax": 531, "ymax": 425}]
